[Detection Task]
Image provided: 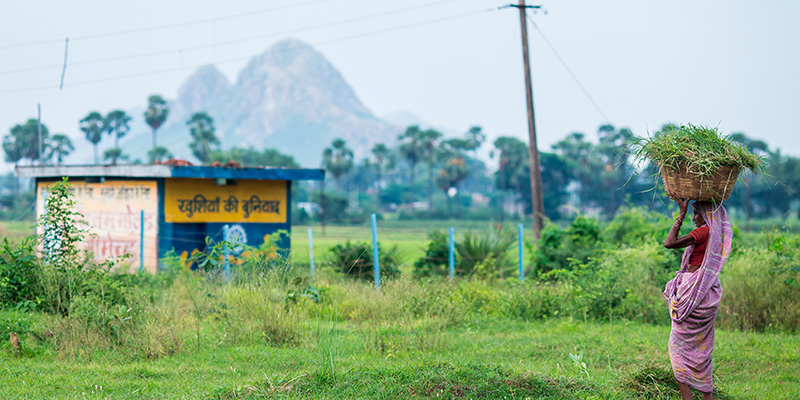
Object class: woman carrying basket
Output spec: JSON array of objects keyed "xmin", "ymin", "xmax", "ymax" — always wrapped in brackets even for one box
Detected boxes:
[{"xmin": 663, "ymin": 198, "xmax": 732, "ymax": 400}]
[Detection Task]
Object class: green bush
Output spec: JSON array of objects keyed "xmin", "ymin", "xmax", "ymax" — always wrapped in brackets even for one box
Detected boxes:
[
  {"xmin": 0, "ymin": 237, "xmax": 41, "ymax": 309},
  {"xmin": 604, "ymin": 206, "xmax": 672, "ymax": 246},
  {"xmin": 719, "ymin": 244, "xmax": 800, "ymax": 332},
  {"xmin": 455, "ymin": 230, "xmax": 515, "ymax": 279},
  {"xmin": 329, "ymin": 241, "xmax": 402, "ymax": 282},
  {"xmin": 412, "ymin": 231, "xmax": 450, "ymax": 278},
  {"xmin": 570, "ymin": 240, "xmax": 674, "ymax": 323},
  {"xmin": 535, "ymin": 215, "xmax": 602, "ymax": 277},
  {"xmin": 413, "ymin": 229, "xmax": 516, "ymax": 280}
]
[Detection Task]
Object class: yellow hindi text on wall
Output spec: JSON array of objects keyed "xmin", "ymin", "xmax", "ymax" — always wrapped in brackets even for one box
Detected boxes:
[{"xmin": 164, "ymin": 179, "xmax": 287, "ymax": 223}]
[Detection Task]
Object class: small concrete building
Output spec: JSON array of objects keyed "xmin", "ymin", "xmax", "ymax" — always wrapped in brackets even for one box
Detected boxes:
[{"xmin": 16, "ymin": 164, "xmax": 324, "ymax": 274}]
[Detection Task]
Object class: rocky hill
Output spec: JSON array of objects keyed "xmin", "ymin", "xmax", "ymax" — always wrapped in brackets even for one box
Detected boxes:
[{"xmin": 116, "ymin": 39, "xmax": 400, "ymax": 167}]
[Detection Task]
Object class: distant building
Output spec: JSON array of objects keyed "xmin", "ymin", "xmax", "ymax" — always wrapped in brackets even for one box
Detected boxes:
[
  {"xmin": 297, "ymin": 201, "xmax": 321, "ymax": 216},
  {"xmin": 16, "ymin": 164, "xmax": 324, "ymax": 274}
]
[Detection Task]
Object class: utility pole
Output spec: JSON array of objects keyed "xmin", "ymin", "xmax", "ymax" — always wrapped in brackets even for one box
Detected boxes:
[
  {"xmin": 37, "ymin": 104, "xmax": 43, "ymax": 165},
  {"xmin": 505, "ymin": 1, "xmax": 546, "ymax": 238}
]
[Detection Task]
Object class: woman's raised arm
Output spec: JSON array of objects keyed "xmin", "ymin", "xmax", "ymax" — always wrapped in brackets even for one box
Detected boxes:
[{"xmin": 665, "ymin": 198, "xmax": 696, "ymax": 249}]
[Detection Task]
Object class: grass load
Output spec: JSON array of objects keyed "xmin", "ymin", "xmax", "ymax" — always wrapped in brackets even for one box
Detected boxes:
[
  {"xmin": 635, "ymin": 124, "xmax": 764, "ymax": 176},
  {"xmin": 633, "ymin": 124, "xmax": 765, "ymax": 201}
]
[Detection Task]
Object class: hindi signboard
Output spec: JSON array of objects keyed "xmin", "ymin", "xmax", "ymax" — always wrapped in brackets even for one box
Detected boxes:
[
  {"xmin": 36, "ymin": 180, "xmax": 159, "ymax": 274},
  {"xmin": 164, "ymin": 179, "xmax": 287, "ymax": 223}
]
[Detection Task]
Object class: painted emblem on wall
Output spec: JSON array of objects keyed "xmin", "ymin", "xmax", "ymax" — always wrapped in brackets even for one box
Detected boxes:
[
  {"xmin": 226, "ymin": 224, "xmax": 247, "ymax": 254},
  {"xmin": 164, "ymin": 179, "xmax": 287, "ymax": 223}
]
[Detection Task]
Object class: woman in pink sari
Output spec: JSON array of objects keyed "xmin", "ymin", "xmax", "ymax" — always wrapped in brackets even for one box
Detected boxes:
[{"xmin": 663, "ymin": 198, "xmax": 732, "ymax": 400}]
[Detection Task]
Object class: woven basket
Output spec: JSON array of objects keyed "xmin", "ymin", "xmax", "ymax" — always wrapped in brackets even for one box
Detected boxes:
[{"xmin": 660, "ymin": 164, "xmax": 740, "ymax": 202}]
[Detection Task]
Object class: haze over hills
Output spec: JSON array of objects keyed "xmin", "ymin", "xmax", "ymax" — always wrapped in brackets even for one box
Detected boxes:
[{"xmin": 81, "ymin": 39, "xmax": 415, "ymax": 167}]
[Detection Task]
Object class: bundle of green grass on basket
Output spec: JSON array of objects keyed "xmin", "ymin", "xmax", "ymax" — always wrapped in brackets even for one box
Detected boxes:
[{"xmin": 633, "ymin": 124, "xmax": 765, "ymax": 202}]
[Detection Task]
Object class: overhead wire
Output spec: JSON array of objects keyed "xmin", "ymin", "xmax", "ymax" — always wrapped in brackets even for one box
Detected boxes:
[
  {"xmin": 0, "ymin": 0, "xmax": 469, "ymax": 77},
  {"xmin": 0, "ymin": 6, "xmax": 494, "ymax": 95},
  {"xmin": 526, "ymin": 14, "xmax": 610, "ymax": 124},
  {"xmin": 0, "ymin": 0, "xmax": 337, "ymax": 51}
]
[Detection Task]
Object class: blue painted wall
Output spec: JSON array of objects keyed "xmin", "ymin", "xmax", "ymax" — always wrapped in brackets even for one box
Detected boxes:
[{"xmin": 157, "ymin": 179, "xmax": 293, "ymax": 269}]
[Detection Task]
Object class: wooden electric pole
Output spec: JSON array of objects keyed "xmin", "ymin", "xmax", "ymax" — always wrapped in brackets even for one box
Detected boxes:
[{"xmin": 506, "ymin": 1, "xmax": 546, "ymax": 238}]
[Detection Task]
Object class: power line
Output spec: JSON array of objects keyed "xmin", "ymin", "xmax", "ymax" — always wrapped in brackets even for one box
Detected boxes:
[
  {"xmin": 0, "ymin": 7, "xmax": 493, "ymax": 95},
  {"xmin": 0, "ymin": 0, "xmax": 337, "ymax": 51},
  {"xmin": 0, "ymin": 0, "xmax": 468, "ymax": 77},
  {"xmin": 526, "ymin": 14, "xmax": 610, "ymax": 124}
]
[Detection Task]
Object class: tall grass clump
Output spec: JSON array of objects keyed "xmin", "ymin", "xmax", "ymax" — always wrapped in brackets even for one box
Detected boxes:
[
  {"xmin": 633, "ymin": 124, "xmax": 764, "ymax": 176},
  {"xmin": 328, "ymin": 241, "xmax": 402, "ymax": 281},
  {"xmin": 718, "ymin": 230, "xmax": 800, "ymax": 332}
]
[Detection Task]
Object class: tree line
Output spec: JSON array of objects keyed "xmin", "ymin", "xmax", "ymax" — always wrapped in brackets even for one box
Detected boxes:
[
  {"xmin": 3, "ymin": 99, "xmax": 799, "ymax": 222},
  {"xmin": 314, "ymin": 124, "xmax": 800, "ymax": 222},
  {"xmin": 1, "ymin": 95, "xmax": 267, "ymax": 167}
]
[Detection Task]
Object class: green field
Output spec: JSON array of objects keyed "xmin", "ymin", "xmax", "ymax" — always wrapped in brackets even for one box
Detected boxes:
[
  {"xmin": 2, "ymin": 313, "xmax": 798, "ymax": 399},
  {"xmin": 3, "ymin": 215, "xmax": 799, "ymax": 399},
  {"xmin": 0, "ymin": 220, "xmax": 34, "ymax": 242},
  {"xmin": 290, "ymin": 221, "xmax": 531, "ymax": 271},
  {"xmin": 6, "ymin": 310, "xmax": 800, "ymax": 399}
]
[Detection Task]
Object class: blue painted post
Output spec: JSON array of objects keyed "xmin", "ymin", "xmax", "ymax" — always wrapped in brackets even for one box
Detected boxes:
[
  {"xmin": 223, "ymin": 224, "xmax": 231, "ymax": 283},
  {"xmin": 139, "ymin": 210, "xmax": 145, "ymax": 272},
  {"xmin": 308, "ymin": 227, "xmax": 316, "ymax": 279},
  {"xmin": 518, "ymin": 224, "xmax": 524, "ymax": 281},
  {"xmin": 448, "ymin": 227, "xmax": 455, "ymax": 282},
  {"xmin": 370, "ymin": 213, "xmax": 380, "ymax": 290}
]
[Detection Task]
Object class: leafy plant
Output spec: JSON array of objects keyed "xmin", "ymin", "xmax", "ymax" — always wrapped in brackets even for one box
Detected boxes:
[
  {"xmin": 37, "ymin": 178, "xmax": 93, "ymax": 315},
  {"xmin": 412, "ymin": 231, "xmax": 450, "ymax": 278},
  {"xmin": 455, "ymin": 229, "xmax": 515, "ymax": 278},
  {"xmin": 329, "ymin": 241, "xmax": 402, "ymax": 282},
  {"xmin": 534, "ymin": 215, "xmax": 602, "ymax": 278},
  {"xmin": 0, "ymin": 237, "xmax": 41, "ymax": 308}
]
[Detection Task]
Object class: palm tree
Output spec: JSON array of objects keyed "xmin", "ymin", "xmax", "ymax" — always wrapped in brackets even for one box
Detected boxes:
[
  {"xmin": 104, "ymin": 110, "xmax": 131, "ymax": 165},
  {"xmin": 419, "ymin": 129, "xmax": 443, "ymax": 212},
  {"xmin": 103, "ymin": 148, "xmax": 129, "ymax": 164},
  {"xmin": 371, "ymin": 143, "xmax": 393, "ymax": 209},
  {"xmin": 371, "ymin": 143, "xmax": 390, "ymax": 182},
  {"xmin": 322, "ymin": 138, "xmax": 354, "ymax": 192},
  {"xmin": 493, "ymin": 136, "xmax": 528, "ymax": 219},
  {"xmin": 398, "ymin": 125, "xmax": 426, "ymax": 203},
  {"xmin": 3, "ymin": 119, "xmax": 48, "ymax": 165},
  {"xmin": 466, "ymin": 126, "xmax": 485, "ymax": 157},
  {"xmin": 47, "ymin": 134, "xmax": 74, "ymax": 165},
  {"xmin": 80, "ymin": 112, "xmax": 104, "ymax": 164},
  {"xmin": 187, "ymin": 112, "xmax": 219, "ymax": 164},
  {"xmin": 148, "ymin": 146, "xmax": 173, "ymax": 163},
  {"xmin": 145, "ymin": 95, "xmax": 169, "ymax": 148},
  {"xmin": 2, "ymin": 134, "xmax": 22, "ymax": 166},
  {"xmin": 437, "ymin": 140, "xmax": 471, "ymax": 217}
]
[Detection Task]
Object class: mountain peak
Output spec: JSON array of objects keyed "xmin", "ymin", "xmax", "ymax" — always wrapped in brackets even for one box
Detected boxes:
[
  {"xmin": 176, "ymin": 64, "xmax": 231, "ymax": 118},
  {"xmin": 114, "ymin": 39, "xmax": 397, "ymax": 167}
]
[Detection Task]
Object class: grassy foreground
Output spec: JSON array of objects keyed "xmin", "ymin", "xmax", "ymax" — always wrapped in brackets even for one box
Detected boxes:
[{"xmin": 2, "ymin": 315, "xmax": 798, "ymax": 399}]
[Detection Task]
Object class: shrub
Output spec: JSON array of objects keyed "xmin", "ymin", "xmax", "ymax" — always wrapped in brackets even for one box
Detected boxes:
[
  {"xmin": 455, "ymin": 230, "xmax": 515, "ymax": 279},
  {"xmin": 718, "ymin": 245, "xmax": 800, "ymax": 332},
  {"xmin": 570, "ymin": 240, "xmax": 674, "ymax": 323},
  {"xmin": 413, "ymin": 229, "xmax": 516, "ymax": 280},
  {"xmin": 535, "ymin": 215, "xmax": 602, "ymax": 277},
  {"xmin": 0, "ymin": 237, "xmax": 41, "ymax": 309},
  {"xmin": 604, "ymin": 206, "xmax": 672, "ymax": 246},
  {"xmin": 412, "ymin": 231, "xmax": 450, "ymax": 278},
  {"xmin": 329, "ymin": 241, "xmax": 402, "ymax": 282}
]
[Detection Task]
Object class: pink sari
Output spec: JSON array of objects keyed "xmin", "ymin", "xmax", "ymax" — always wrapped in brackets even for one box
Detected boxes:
[{"xmin": 663, "ymin": 202, "xmax": 732, "ymax": 393}]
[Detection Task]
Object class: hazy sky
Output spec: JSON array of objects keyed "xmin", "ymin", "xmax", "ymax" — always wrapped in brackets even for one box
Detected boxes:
[{"xmin": 2, "ymin": 0, "xmax": 798, "ymax": 171}]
